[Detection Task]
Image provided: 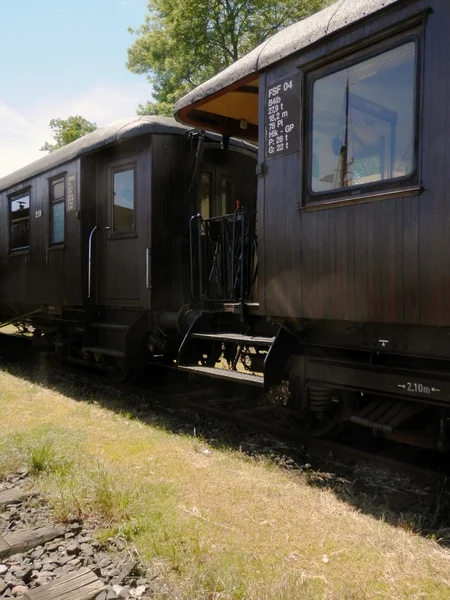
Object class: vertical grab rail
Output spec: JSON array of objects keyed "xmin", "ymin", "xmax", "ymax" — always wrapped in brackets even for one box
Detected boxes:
[
  {"xmin": 87, "ymin": 225, "xmax": 98, "ymax": 299},
  {"xmin": 146, "ymin": 247, "xmax": 151, "ymax": 289},
  {"xmin": 189, "ymin": 214, "xmax": 202, "ymax": 302},
  {"xmin": 240, "ymin": 209, "xmax": 245, "ymax": 301}
]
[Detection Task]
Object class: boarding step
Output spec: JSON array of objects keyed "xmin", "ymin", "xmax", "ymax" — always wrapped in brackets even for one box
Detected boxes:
[
  {"xmin": 207, "ymin": 302, "xmax": 260, "ymax": 314},
  {"xmin": 178, "ymin": 365, "xmax": 264, "ymax": 387},
  {"xmin": 82, "ymin": 346, "xmax": 125, "ymax": 358},
  {"xmin": 223, "ymin": 302, "xmax": 259, "ymax": 313},
  {"xmin": 349, "ymin": 400, "xmax": 424, "ymax": 433},
  {"xmin": 191, "ymin": 333, "xmax": 274, "ymax": 346},
  {"xmin": 88, "ymin": 322, "xmax": 129, "ymax": 331}
]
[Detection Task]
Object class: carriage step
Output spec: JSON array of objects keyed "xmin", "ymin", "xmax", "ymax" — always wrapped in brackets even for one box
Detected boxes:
[
  {"xmin": 88, "ymin": 322, "xmax": 129, "ymax": 330},
  {"xmin": 82, "ymin": 346, "xmax": 125, "ymax": 358},
  {"xmin": 191, "ymin": 333, "xmax": 274, "ymax": 346},
  {"xmin": 220, "ymin": 302, "xmax": 260, "ymax": 314},
  {"xmin": 178, "ymin": 365, "xmax": 264, "ymax": 387},
  {"xmin": 349, "ymin": 400, "xmax": 424, "ymax": 433}
]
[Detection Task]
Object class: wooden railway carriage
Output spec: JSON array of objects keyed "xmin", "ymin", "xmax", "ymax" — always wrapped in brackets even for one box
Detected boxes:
[
  {"xmin": 0, "ymin": 117, "xmax": 257, "ymax": 378},
  {"xmin": 174, "ymin": 0, "xmax": 450, "ymax": 449}
]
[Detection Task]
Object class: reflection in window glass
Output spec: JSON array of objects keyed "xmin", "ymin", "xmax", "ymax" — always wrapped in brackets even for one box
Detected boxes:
[
  {"xmin": 220, "ymin": 176, "xmax": 234, "ymax": 215},
  {"xmin": 52, "ymin": 181, "xmax": 65, "ymax": 201},
  {"xmin": 52, "ymin": 201, "xmax": 65, "ymax": 244},
  {"xmin": 200, "ymin": 173, "xmax": 211, "ymax": 219},
  {"xmin": 10, "ymin": 194, "xmax": 30, "ymax": 250},
  {"xmin": 51, "ymin": 177, "xmax": 65, "ymax": 244},
  {"xmin": 113, "ymin": 169, "xmax": 134, "ymax": 232},
  {"xmin": 311, "ymin": 42, "xmax": 416, "ymax": 193}
]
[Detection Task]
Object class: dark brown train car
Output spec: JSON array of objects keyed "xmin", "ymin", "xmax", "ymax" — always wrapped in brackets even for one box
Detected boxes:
[
  {"xmin": 175, "ymin": 0, "xmax": 450, "ymax": 448},
  {"xmin": 0, "ymin": 117, "xmax": 257, "ymax": 377}
]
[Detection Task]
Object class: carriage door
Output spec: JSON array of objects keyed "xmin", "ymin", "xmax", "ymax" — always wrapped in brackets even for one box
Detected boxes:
[
  {"xmin": 96, "ymin": 155, "xmax": 150, "ymax": 309},
  {"xmin": 216, "ymin": 171, "xmax": 235, "ymax": 215},
  {"xmin": 199, "ymin": 165, "xmax": 235, "ymax": 217}
]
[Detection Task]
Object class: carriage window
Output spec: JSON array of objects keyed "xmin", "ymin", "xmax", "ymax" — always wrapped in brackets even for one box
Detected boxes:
[
  {"xmin": 200, "ymin": 172, "xmax": 211, "ymax": 219},
  {"xmin": 113, "ymin": 168, "xmax": 135, "ymax": 233},
  {"xmin": 50, "ymin": 177, "xmax": 65, "ymax": 244},
  {"xmin": 220, "ymin": 176, "xmax": 234, "ymax": 215},
  {"xmin": 311, "ymin": 42, "xmax": 417, "ymax": 194},
  {"xmin": 10, "ymin": 192, "xmax": 30, "ymax": 251}
]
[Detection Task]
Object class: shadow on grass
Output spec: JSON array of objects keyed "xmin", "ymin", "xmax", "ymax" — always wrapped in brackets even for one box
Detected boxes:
[{"xmin": 2, "ymin": 341, "xmax": 450, "ymax": 549}]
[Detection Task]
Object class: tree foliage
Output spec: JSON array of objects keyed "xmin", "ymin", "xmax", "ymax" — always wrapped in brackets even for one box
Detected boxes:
[
  {"xmin": 40, "ymin": 116, "xmax": 97, "ymax": 152},
  {"xmin": 128, "ymin": 0, "xmax": 332, "ymax": 116}
]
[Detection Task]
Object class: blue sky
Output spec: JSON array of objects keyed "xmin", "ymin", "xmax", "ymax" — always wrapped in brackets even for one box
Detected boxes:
[{"xmin": 0, "ymin": 0, "xmax": 150, "ymax": 176}]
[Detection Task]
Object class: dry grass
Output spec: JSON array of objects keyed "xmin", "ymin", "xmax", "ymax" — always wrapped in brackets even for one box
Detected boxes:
[
  {"xmin": 0, "ymin": 367, "xmax": 450, "ymax": 599},
  {"xmin": 0, "ymin": 324, "xmax": 28, "ymax": 336}
]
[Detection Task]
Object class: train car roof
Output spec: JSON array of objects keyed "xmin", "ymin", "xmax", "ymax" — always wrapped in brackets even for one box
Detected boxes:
[
  {"xmin": 174, "ymin": 0, "xmax": 402, "ymax": 139},
  {"xmin": 0, "ymin": 116, "xmax": 255, "ymax": 193}
]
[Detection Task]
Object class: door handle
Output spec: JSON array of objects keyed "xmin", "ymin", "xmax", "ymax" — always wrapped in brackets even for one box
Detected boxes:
[{"xmin": 87, "ymin": 225, "xmax": 98, "ymax": 299}]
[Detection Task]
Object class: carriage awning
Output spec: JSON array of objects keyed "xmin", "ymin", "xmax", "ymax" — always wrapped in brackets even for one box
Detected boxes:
[{"xmin": 174, "ymin": 0, "xmax": 400, "ymax": 142}]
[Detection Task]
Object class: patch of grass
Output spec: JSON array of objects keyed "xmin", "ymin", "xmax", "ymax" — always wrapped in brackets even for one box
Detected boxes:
[
  {"xmin": 89, "ymin": 460, "xmax": 134, "ymax": 522},
  {"xmin": 0, "ymin": 427, "xmax": 74, "ymax": 479},
  {"xmin": 1, "ymin": 367, "xmax": 450, "ymax": 599},
  {"xmin": 29, "ymin": 439, "xmax": 58, "ymax": 474},
  {"xmin": 0, "ymin": 432, "xmax": 27, "ymax": 479}
]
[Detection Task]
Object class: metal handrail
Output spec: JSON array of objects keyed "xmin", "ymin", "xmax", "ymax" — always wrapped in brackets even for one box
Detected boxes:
[
  {"xmin": 189, "ymin": 209, "xmax": 257, "ymax": 304},
  {"xmin": 87, "ymin": 225, "xmax": 98, "ymax": 299},
  {"xmin": 189, "ymin": 214, "xmax": 202, "ymax": 301},
  {"xmin": 146, "ymin": 247, "xmax": 151, "ymax": 289}
]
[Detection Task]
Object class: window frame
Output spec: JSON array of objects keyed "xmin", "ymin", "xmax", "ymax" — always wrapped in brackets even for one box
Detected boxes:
[
  {"xmin": 110, "ymin": 163, "xmax": 137, "ymax": 239},
  {"xmin": 9, "ymin": 188, "xmax": 31, "ymax": 253},
  {"xmin": 49, "ymin": 174, "xmax": 66, "ymax": 247},
  {"xmin": 304, "ymin": 31, "xmax": 422, "ymax": 206}
]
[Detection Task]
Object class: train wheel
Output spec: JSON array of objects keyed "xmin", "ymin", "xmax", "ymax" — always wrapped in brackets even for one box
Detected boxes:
[
  {"xmin": 105, "ymin": 363, "xmax": 135, "ymax": 383},
  {"xmin": 282, "ymin": 380, "xmax": 348, "ymax": 438}
]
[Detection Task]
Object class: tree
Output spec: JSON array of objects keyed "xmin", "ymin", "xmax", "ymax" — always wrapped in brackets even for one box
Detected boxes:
[
  {"xmin": 40, "ymin": 116, "xmax": 97, "ymax": 152},
  {"xmin": 128, "ymin": 0, "xmax": 332, "ymax": 116}
]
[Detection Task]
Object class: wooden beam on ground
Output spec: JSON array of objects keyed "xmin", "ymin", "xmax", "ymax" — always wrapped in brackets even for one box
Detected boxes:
[
  {"xmin": 22, "ymin": 567, "xmax": 105, "ymax": 600},
  {"xmin": 0, "ymin": 488, "xmax": 26, "ymax": 509},
  {"xmin": 0, "ymin": 525, "xmax": 66, "ymax": 558}
]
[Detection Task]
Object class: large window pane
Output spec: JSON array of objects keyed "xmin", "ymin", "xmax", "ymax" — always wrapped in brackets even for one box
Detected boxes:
[
  {"xmin": 200, "ymin": 172, "xmax": 211, "ymax": 219},
  {"xmin": 220, "ymin": 176, "xmax": 234, "ymax": 215},
  {"xmin": 311, "ymin": 42, "xmax": 417, "ymax": 193},
  {"xmin": 51, "ymin": 177, "xmax": 65, "ymax": 244},
  {"xmin": 10, "ymin": 194, "xmax": 30, "ymax": 250},
  {"xmin": 113, "ymin": 169, "xmax": 134, "ymax": 232},
  {"xmin": 51, "ymin": 201, "xmax": 65, "ymax": 244}
]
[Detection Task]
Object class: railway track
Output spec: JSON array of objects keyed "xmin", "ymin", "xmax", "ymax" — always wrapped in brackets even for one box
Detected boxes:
[
  {"xmin": 114, "ymin": 374, "xmax": 449, "ymax": 486},
  {"xmin": 30, "ymin": 350, "xmax": 448, "ymax": 487},
  {"xmin": 1, "ymin": 342, "xmax": 449, "ymax": 518}
]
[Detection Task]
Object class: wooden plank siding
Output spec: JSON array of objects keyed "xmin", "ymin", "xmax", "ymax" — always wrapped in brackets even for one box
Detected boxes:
[
  {"xmin": 418, "ymin": 0, "xmax": 445, "ymax": 326},
  {"xmin": 257, "ymin": 73, "xmax": 267, "ymax": 314},
  {"xmin": 0, "ymin": 159, "xmax": 82, "ymax": 311},
  {"xmin": 259, "ymin": 0, "xmax": 450, "ymax": 326},
  {"xmin": 151, "ymin": 134, "xmax": 192, "ymax": 313}
]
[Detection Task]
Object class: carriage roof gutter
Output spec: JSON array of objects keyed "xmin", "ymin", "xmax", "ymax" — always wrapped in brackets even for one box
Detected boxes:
[
  {"xmin": 174, "ymin": 0, "xmax": 403, "ymax": 135},
  {"xmin": 0, "ymin": 116, "xmax": 254, "ymax": 193}
]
